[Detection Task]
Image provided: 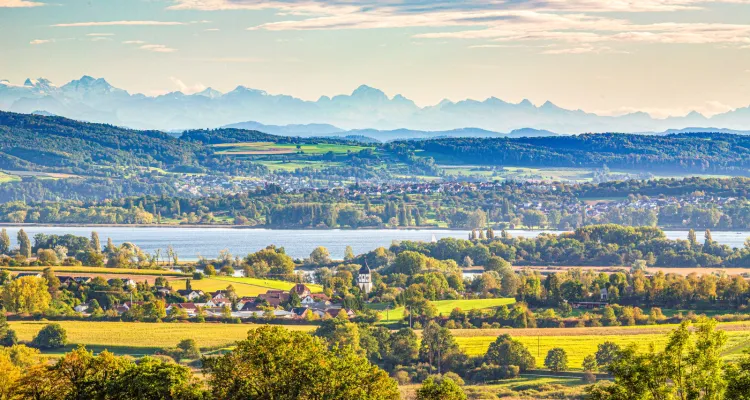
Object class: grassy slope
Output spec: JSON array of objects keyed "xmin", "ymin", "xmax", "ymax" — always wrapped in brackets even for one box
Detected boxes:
[{"xmin": 372, "ymin": 298, "xmax": 516, "ymax": 322}]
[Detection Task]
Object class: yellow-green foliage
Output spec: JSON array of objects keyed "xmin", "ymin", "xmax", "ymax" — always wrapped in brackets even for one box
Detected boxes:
[
  {"xmin": 8, "ymin": 321, "xmax": 315, "ymax": 354},
  {"xmin": 186, "ymin": 277, "xmax": 323, "ymax": 297}
]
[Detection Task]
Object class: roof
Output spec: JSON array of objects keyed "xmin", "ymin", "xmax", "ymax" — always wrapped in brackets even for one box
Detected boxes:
[
  {"xmin": 290, "ymin": 283, "xmax": 310, "ymax": 296},
  {"xmin": 358, "ymin": 264, "xmax": 371, "ymax": 274}
]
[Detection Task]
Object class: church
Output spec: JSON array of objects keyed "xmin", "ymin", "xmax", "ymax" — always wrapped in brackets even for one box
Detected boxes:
[{"xmin": 358, "ymin": 263, "xmax": 372, "ymax": 294}]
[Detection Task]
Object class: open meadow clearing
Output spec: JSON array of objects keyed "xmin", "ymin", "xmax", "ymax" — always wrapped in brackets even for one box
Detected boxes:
[
  {"xmin": 450, "ymin": 321, "xmax": 750, "ymax": 368},
  {"xmin": 183, "ymin": 276, "xmax": 323, "ymax": 297},
  {"xmin": 8, "ymin": 321, "xmax": 316, "ymax": 355},
  {"xmin": 213, "ymin": 142, "xmax": 371, "ymax": 156},
  {"xmin": 372, "ymin": 298, "xmax": 516, "ymax": 322}
]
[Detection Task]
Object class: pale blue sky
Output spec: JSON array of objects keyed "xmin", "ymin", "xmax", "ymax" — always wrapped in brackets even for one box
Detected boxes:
[{"xmin": 2, "ymin": 0, "xmax": 750, "ymax": 117}]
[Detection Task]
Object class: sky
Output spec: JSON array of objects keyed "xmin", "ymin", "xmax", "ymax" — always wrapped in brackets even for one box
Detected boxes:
[{"xmin": 2, "ymin": 0, "xmax": 750, "ymax": 118}]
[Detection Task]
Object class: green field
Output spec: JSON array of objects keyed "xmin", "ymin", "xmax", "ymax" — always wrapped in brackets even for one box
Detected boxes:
[
  {"xmin": 185, "ymin": 276, "xmax": 323, "ymax": 297},
  {"xmin": 371, "ymin": 298, "xmax": 516, "ymax": 322},
  {"xmin": 256, "ymin": 160, "xmax": 342, "ymax": 172},
  {"xmin": 8, "ymin": 321, "xmax": 315, "ymax": 356},
  {"xmin": 214, "ymin": 142, "xmax": 371, "ymax": 156},
  {"xmin": 451, "ymin": 322, "xmax": 750, "ymax": 369}
]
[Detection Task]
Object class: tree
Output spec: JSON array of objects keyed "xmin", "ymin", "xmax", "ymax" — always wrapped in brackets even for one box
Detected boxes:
[
  {"xmin": 587, "ymin": 318, "xmax": 727, "ymax": 400},
  {"xmin": 90, "ymin": 231, "xmax": 101, "ymax": 254},
  {"xmin": 485, "ymin": 334, "xmax": 535, "ymax": 372},
  {"xmin": 0, "ymin": 229, "xmax": 9, "ymax": 255},
  {"xmin": 0, "ymin": 313, "xmax": 17, "ymax": 347},
  {"xmin": 17, "ymin": 229, "xmax": 31, "ymax": 258},
  {"xmin": 416, "ymin": 377, "xmax": 467, "ymax": 400},
  {"xmin": 595, "ymin": 341, "xmax": 621, "ymax": 369},
  {"xmin": 393, "ymin": 251, "xmax": 426, "ymax": 275},
  {"xmin": 2, "ymin": 276, "xmax": 51, "ymax": 314},
  {"xmin": 485, "ymin": 256, "xmax": 511, "ymax": 273},
  {"xmin": 419, "ymin": 321, "xmax": 459, "ymax": 374},
  {"xmin": 462, "ymin": 256, "xmax": 473, "ymax": 268},
  {"xmin": 544, "ymin": 348, "xmax": 568, "ymax": 372},
  {"xmin": 203, "ymin": 325, "xmax": 399, "ymax": 400},
  {"xmin": 726, "ymin": 354, "xmax": 750, "ymax": 400},
  {"xmin": 177, "ymin": 338, "xmax": 201, "ymax": 360},
  {"xmin": 583, "ymin": 354, "xmax": 598, "ymax": 372},
  {"xmin": 344, "ymin": 246, "xmax": 355, "ymax": 261},
  {"xmin": 309, "ymin": 246, "xmax": 331, "ymax": 265},
  {"xmin": 389, "ymin": 328, "xmax": 418, "ymax": 365},
  {"xmin": 32, "ymin": 323, "xmax": 67, "ymax": 349}
]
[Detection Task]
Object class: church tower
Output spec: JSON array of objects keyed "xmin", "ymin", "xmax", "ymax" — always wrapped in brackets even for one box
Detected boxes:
[{"xmin": 358, "ymin": 263, "xmax": 372, "ymax": 294}]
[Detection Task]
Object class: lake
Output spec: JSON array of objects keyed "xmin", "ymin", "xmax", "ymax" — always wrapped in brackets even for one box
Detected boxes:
[{"xmin": 1, "ymin": 227, "xmax": 747, "ymax": 261}]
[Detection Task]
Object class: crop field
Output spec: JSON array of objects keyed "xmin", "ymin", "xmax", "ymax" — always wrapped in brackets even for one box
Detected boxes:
[
  {"xmin": 1, "ymin": 266, "xmax": 186, "ymax": 277},
  {"xmin": 184, "ymin": 276, "xmax": 323, "ymax": 297},
  {"xmin": 450, "ymin": 321, "xmax": 750, "ymax": 368},
  {"xmin": 213, "ymin": 142, "xmax": 371, "ymax": 156},
  {"xmin": 256, "ymin": 160, "xmax": 343, "ymax": 172},
  {"xmin": 8, "ymin": 321, "xmax": 316, "ymax": 356},
  {"xmin": 372, "ymin": 298, "xmax": 516, "ymax": 322}
]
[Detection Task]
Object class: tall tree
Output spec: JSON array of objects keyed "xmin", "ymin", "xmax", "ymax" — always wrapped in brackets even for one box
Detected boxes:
[
  {"xmin": 0, "ymin": 229, "xmax": 9, "ymax": 255},
  {"xmin": 17, "ymin": 229, "xmax": 30, "ymax": 258},
  {"xmin": 90, "ymin": 231, "xmax": 101, "ymax": 254}
]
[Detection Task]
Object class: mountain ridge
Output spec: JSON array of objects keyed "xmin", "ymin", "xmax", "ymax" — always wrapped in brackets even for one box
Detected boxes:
[{"xmin": 2, "ymin": 75, "xmax": 750, "ymax": 134}]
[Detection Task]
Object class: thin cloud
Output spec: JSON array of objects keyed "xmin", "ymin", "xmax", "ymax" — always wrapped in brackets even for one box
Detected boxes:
[
  {"xmin": 29, "ymin": 39, "xmax": 52, "ymax": 45},
  {"xmin": 122, "ymin": 40, "xmax": 146, "ymax": 44},
  {"xmin": 169, "ymin": 77, "xmax": 206, "ymax": 94},
  {"xmin": 140, "ymin": 44, "xmax": 178, "ymax": 53},
  {"xmin": 195, "ymin": 57, "xmax": 266, "ymax": 63},
  {"xmin": 0, "ymin": 0, "xmax": 44, "ymax": 7},
  {"xmin": 86, "ymin": 33, "xmax": 115, "ymax": 36},
  {"xmin": 53, "ymin": 21, "xmax": 186, "ymax": 27}
]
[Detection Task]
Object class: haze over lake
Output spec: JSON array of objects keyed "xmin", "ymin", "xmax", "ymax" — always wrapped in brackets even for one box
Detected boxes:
[{"xmin": 3, "ymin": 227, "xmax": 748, "ymax": 261}]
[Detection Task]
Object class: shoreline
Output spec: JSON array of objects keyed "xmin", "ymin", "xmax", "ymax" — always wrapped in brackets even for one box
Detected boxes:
[{"xmin": 0, "ymin": 223, "xmax": 745, "ymax": 233}]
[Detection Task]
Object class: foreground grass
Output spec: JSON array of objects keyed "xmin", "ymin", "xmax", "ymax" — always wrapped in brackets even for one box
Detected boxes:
[
  {"xmin": 184, "ymin": 276, "xmax": 323, "ymax": 297},
  {"xmin": 9, "ymin": 321, "xmax": 316, "ymax": 356},
  {"xmin": 372, "ymin": 298, "xmax": 516, "ymax": 322},
  {"xmin": 1, "ymin": 266, "xmax": 186, "ymax": 277},
  {"xmin": 400, "ymin": 376, "xmax": 587, "ymax": 400}
]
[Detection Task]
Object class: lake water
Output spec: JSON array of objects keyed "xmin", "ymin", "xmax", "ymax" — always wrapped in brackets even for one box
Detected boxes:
[{"xmin": 1, "ymin": 227, "xmax": 747, "ymax": 261}]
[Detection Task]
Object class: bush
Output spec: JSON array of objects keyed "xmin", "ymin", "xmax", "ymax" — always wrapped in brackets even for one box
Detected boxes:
[
  {"xmin": 582, "ymin": 371, "xmax": 597, "ymax": 384},
  {"xmin": 31, "ymin": 323, "xmax": 67, "ymax": 349},
  {"xmin": 394, "ymin": 370, "xmax": 411, "ymax": 385},
  {"xmin": 442, "ymin": 372, "xmax": 465, "ymax": 386}
]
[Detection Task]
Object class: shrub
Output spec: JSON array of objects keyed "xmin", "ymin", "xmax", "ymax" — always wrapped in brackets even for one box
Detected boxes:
[
  {"xmin": 31, "ymin": 323, "xmax": 67, "ymax": 349},
  {"xmin": 582, "ymin": 371, "xmax": 597, "ymax": 384},
  {"xmin": 394, "ymin": 370, "xmax": 411, "ymax": 385}
]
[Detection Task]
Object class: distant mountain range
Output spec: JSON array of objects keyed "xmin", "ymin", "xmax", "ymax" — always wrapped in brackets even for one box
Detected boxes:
[{"xmin": 5, "ymin": 75, "xmax": 750, "ymax": 135}]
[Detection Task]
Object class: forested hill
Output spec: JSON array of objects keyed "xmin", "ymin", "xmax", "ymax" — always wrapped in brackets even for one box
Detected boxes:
[
  {"xmin": 396, "ymin": 133, "xmax": 750, "ymax": 174},
  {"xmin": 0, "ymin": 111, "xmax": 205, "ymax": 175},
  {"xmin": 180, "ymin": 128, "xmax": 281, "ymax": 144}
]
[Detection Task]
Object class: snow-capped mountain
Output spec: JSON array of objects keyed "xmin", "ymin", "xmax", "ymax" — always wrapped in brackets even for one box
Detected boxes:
[{"xmin": 3, "ymin": 75, "xmax": 750, "ymax": 134}]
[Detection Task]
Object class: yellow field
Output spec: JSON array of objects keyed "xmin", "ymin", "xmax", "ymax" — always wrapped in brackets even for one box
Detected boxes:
[
  {"xmin": 1, "ymin": 266, "xmax": 186, "ymax": 277},
  {"xmin": 9, "ymin": 321, "xmax": 316, "ymax": 355},
  {"xmin": 180, "ymin": 276, "xmax": 323, "ymax": 297},
  {"xmin": 451, "ymin": 321, "xmax": 750, "ymax": 369}
]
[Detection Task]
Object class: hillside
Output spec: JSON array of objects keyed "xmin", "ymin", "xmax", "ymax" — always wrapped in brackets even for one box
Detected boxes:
[{"xmin": 399, "ymin": 133, "xmax": 750, "ymax": 175}]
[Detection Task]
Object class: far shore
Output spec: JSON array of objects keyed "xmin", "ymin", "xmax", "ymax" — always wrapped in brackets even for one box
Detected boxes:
[{"xmin": 0, "ymin": 223, "xmax": 745, "ymax": 233}]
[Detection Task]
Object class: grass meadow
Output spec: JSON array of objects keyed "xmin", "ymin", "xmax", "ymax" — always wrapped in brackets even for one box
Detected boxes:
[{"xmin": 372, "ymin": 298, "xmax": 517, "ymax": 322}]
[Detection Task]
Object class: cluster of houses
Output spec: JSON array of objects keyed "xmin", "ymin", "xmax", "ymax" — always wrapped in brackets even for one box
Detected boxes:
[{"xmin": 75, "ymin": 282, "xmax": 355, "ymax": 320}]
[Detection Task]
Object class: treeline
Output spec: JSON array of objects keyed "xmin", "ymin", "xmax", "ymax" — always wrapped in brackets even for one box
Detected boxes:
[
  {"xmin": 0, "ymin": 177, "xmax": 748, "ymax": 230},
  {"xmin": 385, "ymin": 225, "xmax": 750, "ymax": 267},
  {"xmin": 394, "ymin": 132, "xmax": 750, "ymax": 175}
]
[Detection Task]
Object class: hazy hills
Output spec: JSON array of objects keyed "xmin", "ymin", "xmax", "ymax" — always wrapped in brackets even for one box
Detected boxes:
[{"xmin": 5, "ymin": 76, "xmax": 750, "ymax": 135}]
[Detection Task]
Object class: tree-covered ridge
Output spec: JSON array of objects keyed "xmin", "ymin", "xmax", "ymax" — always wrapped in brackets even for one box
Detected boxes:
[
  {"xmin": 0, "ymin": 111, "xmax": 204, "ymax": 174},
  {"xmin": 395, "ymin": 133, "xmax": 750, "ymax": 174}
]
